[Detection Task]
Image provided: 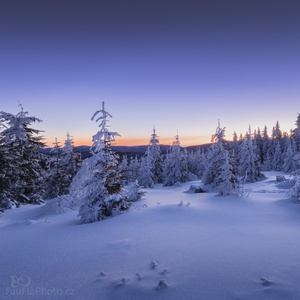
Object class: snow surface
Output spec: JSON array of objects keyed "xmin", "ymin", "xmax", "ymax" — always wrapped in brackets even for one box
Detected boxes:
[{"xmin": 1, "ymin": 171, "xmax": 300, "ymax": 300}]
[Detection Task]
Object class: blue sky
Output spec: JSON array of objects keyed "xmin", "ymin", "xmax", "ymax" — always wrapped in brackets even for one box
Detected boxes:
[{"xmin": 1, "ymin": 0, "xmax": 300, "ymax": 146}]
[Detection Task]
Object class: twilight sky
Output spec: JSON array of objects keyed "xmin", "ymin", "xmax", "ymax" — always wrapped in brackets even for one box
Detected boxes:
[{"xmin": 1, "ymin": 0, "xmax": 300, "ymax": 147}]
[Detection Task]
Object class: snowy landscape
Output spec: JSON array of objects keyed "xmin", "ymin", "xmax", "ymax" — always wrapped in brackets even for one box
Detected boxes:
[
  {"xmin": 1, "ymin": 171, "xmax": 300, "ymax": 300},
  {"xmin": 2, "ymin": 104, "xmax": 300, "ymax": 299}
]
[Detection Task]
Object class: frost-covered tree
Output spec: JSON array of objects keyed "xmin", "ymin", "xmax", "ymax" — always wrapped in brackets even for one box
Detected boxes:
[
  {"xmin": 238, "ymin": 126, "xmax": 265, "ymax": 182},
  {"xmin": 127, "ymin": 155, "xmax": 140, "ymax": 183},
  {"xmin": 163, "ymin": 133, "xmax": 182, "ymax": 186},
  {"xmin": 261, "ymin": 125, "xmax": 271, "ymax": 170},
  {"xmin": 202, "ymin": 121, "xmax": 226, "ymax": 187},
  {"xmin": 44, "ymin": 133, "xmax": 81, "ymax": 198},
  {"xmin": 282, "ymin": 138, "xmax": 298, "ymax": 173},
  {"xmin": 147, "ymin": 126, "xmax": 164, "ymax": 183},
  {"xmin": 70, "ymin": 102, "xmax": 142, "ymax": 223},
  {"xmin": 217, "ymin": 150, "xmax": 239, "ymax": 196},
  {"xmin": 291, "ymin": 113, "xmax": 300, "ymax": 152},
  {"xmin": 137, "ymin": 126, "xmax": 163, "ymax": 188},
  {"xmin": 137, "ymin": 155, "xmax": 155, "ymax": 188},
  {"xmin": 0, "ymin": 105, "xmax": 46, "ymax": 209},
  {"xmin": 187, "ymin": 148, "xmax": 206, "ymax": 179},
  {"xmin": 163, "ymin": 132, "xmax": 195, "ymax": 186},
  {"xmin": 271, "ymin": 140, "xmax": 283, "ymax": 171}
]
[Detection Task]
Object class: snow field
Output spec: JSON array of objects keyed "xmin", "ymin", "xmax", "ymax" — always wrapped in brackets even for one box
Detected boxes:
[{"xmin": 1, "ymin": 172, "xmax": 300, "ymax": 299}]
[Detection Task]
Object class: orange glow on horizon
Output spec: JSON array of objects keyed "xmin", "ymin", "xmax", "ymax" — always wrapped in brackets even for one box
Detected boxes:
[{"xmin": 45, "ymin": 135, "xmax": 212, "ymax": 147}]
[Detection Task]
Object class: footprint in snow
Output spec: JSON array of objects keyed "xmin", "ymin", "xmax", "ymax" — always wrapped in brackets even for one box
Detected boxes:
[
  {"xmin": 155, "ymin": 279, "xmax": 168, "ymax": 290},
  {"xmin": 260, "ymin": 277, "xmax": 272, "ymax": 286},
  {"xmin": 161, "ymin": 269, "xmax": 168, "ymax": 275},
  {"xmin": 115, "ymin": 277, "xmax": 128, "ymax": 287},
  {"xmin": 95, "ymin": 271, "xmax": 107, "ymax": 282},
  {"xmin": 150, "ymin": 260, "xmax": 158, "ymax": 269}
]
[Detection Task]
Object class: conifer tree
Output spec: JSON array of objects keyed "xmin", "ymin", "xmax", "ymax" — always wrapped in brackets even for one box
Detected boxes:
[
  {"xmin": 147, "ymin": 126, "xmax": 164, "ymax": 183},
  {"xmin": 70, "ymin": 102, "xmax": 142, "ymax": 223},
  {"xmin": 238, "ymin": 126, "xmax": 265, "ymax": 182},
  {"xmin": 162, "ymin": 132, "xmax": 195, "ymax": 186},
  {"xmin": 0, "ymin": 105, "xmax": 46, "ymax": 209},
  {"xmin": 44, "ymin": 133, "xmax": 81, "ymax": 198},
  {"xmin": 202, "ymin": 121, "xmax": 227, "ymax": 187}
]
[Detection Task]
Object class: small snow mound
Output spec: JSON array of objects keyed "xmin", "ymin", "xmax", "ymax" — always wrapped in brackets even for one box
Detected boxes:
[
  {"xmin": 155, "ymin": 279, "xmax": 168, "ymax": 290},
  {"xmin": 177, "ymin": 201, "xmax": 183, "ymax": 206},
  {"xmin": 185, "ymin": 185, "xmax": 206, "ymax": 193},
  {"xmin": 276, "ymin": 175, "xmax": 286, "ymax": 182},
  {"xmin": 25, "ymin": 219, "xmax": 40, "ymax": 225},
  {"xmin": 161, "ymin": 269, "xmax": 168, "ymax": 275},
  {"xmin": 260, "ymin": 277, "xmax": 272, "ymax": 286}
]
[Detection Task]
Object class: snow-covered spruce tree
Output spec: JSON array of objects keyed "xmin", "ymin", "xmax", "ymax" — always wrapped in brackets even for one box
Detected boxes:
[
  {"xmin": 44, "ymin": 138, "xmax": 62, "ymax": 199},
  {"xmin": 238, "ymin": 126, "xmax": 265, "ymax": 183},
  {"xmin": 137, "ymin": 126, "xmax": 163, "ymax": 187},
  {"xmin": 44, "ymin": 133, "xmax": 81, "ymax": 198},
  {"xmin": 127, "ymin": 155, "xmax": 140, "ymax": 182},
  {"xmin": 282, "ymin": 138, "xmax": 298, "ymax": 173},
  {"xmin": 187, "ymin": 148, "xmax": 206, "ymax": 179},
  {"xmin": 137, "ymin": 155, "xmax": 155, "ymax": 188},
  {"xmin": 163, "ymin": 132, "xmax": 195, "ymax": 186},
  {"xmin": 271, "ymin": 140, "xmax": 284, "ymax": 171},
  {"xmin": 163, "ymin": 133, "xmax": 182, "ymax": 186},
  {"xmin": 201, "ymin": 121, "xmax": 238, "ymax": 193},
  {"xmin": 0, "ymin": 105, "xmax": 46, "ymax": 209},
  {"xmin": 71, "ymin": 102, "xmax": 142, "ymax": 223},
  {"xmin": 217, "ymin": 150, "xmax": 239, "ymax": 196},
  {"xmin": 147, "ymin": 126, "xmax": 164, "ymax": 183},
  {"xmin": 260, "ymin": 125, "xmax": 271, "ymax": 170},
  {"xmin": 291, "ymin": 113, "xmax": 300, "ymax": 152}
]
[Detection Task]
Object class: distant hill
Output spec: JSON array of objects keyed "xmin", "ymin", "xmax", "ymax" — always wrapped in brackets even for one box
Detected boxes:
[{"xmin": 42, "ymin": 143, "xmax": 212, "ymax": 160}]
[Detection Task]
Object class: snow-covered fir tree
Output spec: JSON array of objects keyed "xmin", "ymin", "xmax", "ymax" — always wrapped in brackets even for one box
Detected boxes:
[
  {"xmin": 162, "ymin": 133, "xmax": 182, "ymax": 186},
  {"xmin": 162, "ymin": 132, "xmax": 195, "ymax": 186},
  {"xmin": 282, "ymin": 138, "xmax": 298, "ymax": 173},
  {"xmin": 187, "ymin": 148, "xmax": 206, "ymax": 179},
  {"xmin": 44, "ymin": 133, "xmax": 81, "ymax": 198},
  {"xmin": 238, "ymin": 126, "xmax": 265, "ymax": 182},
  {"xmin": 291, "ymin": 113, "xmax": 300, "ymax": 152},
  {"xmin": 0, "ymin": 105, "xmax": 46, "ymax": 209},
  {"xmin": 137, "ymin": 155, "xmax": 155, "ymax": 188},
  {"xmin": 202, "ymin": 121, "xmax": 238, "ymax": 192},
  {"xmin": 70, "ymin": 102, "xmax": 143, "ymax": 223},
  {"xmin": 271, "ymin": 140, "xmax": 283, "ymax": 171},
  {"xmin": 217, "ymin": 150, "xmax": 239, "ymax": 196},
  {"xmin": 137, "ymin": 126, "xmax": 164, "ymax": 187},
  {"xmin": 148, "ymin": 126, "xmax": 164, "ymax": 183}
]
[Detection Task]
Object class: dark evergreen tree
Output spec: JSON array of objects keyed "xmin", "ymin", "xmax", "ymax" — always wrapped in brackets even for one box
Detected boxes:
[
  {"xmin": 44, "ymin": 133, "xmax": 81, "ymax": 198},
  {"xmin": 0, "ymin": 105, "xmax": 46, "ymax": 209}
]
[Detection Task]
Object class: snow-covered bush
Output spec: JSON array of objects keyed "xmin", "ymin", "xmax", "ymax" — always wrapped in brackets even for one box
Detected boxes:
[
  {"xmin": 288, "ymin": 176, "xmax": 300, "ymax": 202},
  {"xmin": 41, "ymin": 195, "xmax": 76, "ymax": 215}
]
